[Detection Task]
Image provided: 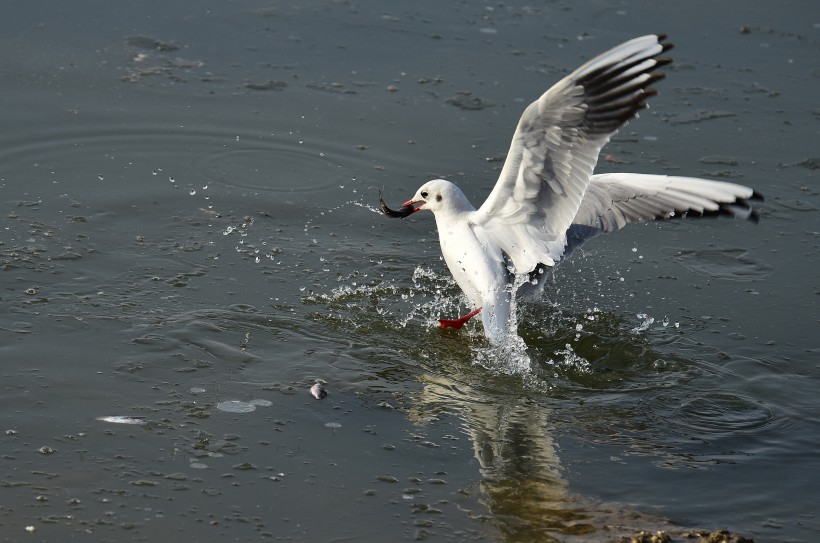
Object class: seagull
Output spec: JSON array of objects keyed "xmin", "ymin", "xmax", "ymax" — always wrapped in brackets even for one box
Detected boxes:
[{"xmin": 382, "ymin": 34, "xmax": 761, "ymax": 344}]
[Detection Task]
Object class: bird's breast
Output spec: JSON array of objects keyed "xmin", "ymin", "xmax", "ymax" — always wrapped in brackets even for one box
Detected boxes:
[{"xmin": 435, "ymin": 218, "xmax": 506, "ymax": 307}]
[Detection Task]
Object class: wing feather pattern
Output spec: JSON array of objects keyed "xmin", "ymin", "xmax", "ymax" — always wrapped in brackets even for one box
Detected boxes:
[
  {"xmin": 472, "ymin": 34, "xmax": 672, "ymax": 272},
  {"xmin": 563, "ymin": 173, "xmax": 763, "ymax": 257}
]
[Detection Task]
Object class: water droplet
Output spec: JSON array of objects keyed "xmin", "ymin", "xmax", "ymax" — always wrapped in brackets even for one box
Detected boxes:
[
  {"xmin": 97, "ymin": 174, "xmax": 104, "ymax": 181},
  {"xmin": 169, "ymin": 177, "xmax": 175, "ymax": 183},
  {"xmin": 189, "ymin": 189, "xmax": 196, "ymax": 196}
]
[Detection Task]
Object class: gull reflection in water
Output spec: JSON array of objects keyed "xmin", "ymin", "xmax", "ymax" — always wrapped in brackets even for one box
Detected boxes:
[{"xmin": 407, "ymin": 370, "xmax": 675, "ymax": 542}]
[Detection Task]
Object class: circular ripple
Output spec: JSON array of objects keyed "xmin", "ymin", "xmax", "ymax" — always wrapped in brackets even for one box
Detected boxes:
[
  {"xmin": 674, "ymin": 392, "xmax": 776, "ymax": 437},
  {"xmin": 196, "ymin": 139, "xmax": 355, "ymax": 194},
  {"xmin": 0, "ymin": 124, "xmax": 371, "ymax": 200}
]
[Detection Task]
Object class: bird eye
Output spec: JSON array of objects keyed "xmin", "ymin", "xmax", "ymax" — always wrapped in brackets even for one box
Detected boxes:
[{"xmin": 421, "ymin": 190, "xmax": 428, "ymax": 198}]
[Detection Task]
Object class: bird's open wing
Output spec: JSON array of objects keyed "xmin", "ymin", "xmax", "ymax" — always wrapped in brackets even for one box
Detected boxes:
[
  {"xmin": 563, "ymin": 173, "xmax": 762, "ymax": 256},
  {"xmin": 472, "ymin": 34, "xmax": 672, "ymax": 273}
]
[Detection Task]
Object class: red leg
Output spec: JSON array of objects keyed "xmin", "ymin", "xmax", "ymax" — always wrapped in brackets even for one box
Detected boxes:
[{"xmin": 439, "ymin": 307, "xmax": 482, "ymax": 330}]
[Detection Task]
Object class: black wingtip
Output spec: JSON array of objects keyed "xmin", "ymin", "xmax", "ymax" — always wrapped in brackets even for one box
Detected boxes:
[
  {"xmin": 648, "ymin": 71, "xmax": 667, "ymax": 83},
  {"xmin": 657, "ymin": 33, "xmax": 674, "ymax": 53}
]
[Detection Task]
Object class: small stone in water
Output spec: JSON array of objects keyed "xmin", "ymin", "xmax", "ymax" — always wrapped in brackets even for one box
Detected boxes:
[{"xmin": 310, "ymin": 383, "xmax": 328, "ymax": 400}]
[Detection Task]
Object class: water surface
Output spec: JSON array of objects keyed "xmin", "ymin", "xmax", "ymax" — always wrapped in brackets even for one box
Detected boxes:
[{"xmin": 1, "ymin": 1, "xmax": 818, "ymax": 542}]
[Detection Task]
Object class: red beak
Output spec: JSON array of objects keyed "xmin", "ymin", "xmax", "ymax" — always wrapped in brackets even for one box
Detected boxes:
[{"xmin": 402, "ymin": 199, "xmax": 424, "ymax": 213}]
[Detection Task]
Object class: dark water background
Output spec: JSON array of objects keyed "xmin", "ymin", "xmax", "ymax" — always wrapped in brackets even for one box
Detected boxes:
[{"xmin": 1, "ymin": 1, "xmax": 818, "ymax": 541}]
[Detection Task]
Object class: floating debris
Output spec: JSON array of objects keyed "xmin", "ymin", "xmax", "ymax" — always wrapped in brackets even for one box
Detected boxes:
[
  {"xmin": 794, "ymin": 158, "xmax": 820, "ymax": 170},
  {"xmin": 216, "ymin": 400, "xmax": 256, "ymax": 413},
  {"xmin": 699, "ymin": 155, "xmax": 739, "ymax": 166},
  {"xmin": 306, "ymin": 82, "xmax": 356, "ymax": 94},
  {"xmin": 126, "ymin": 35, "xmax": 179, "ymax": 52},
  {"xmin": 244, "ymin": 80, "xmax": 287, "ymax": 91},
  {"xmin": 445, "ymin": 92, "xmax": 493, "ymax": 110},
  {"xmin": 96, "ymin": 416, "xmax": 147, "ymax": 425},
  {"xmin": 310, "ymin": 383, "xmax": 328, "ymax": 400},
  {"xmin": 667, "ymin": 109, "xmax": 736, "ymax": 125}
]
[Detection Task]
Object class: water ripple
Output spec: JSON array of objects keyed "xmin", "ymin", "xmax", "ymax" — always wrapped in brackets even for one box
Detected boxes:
[
  {"xmin": 673, "ymin": 392, "xmax": 776, "ymax": 437},
  {"xmin": 674, "ymin": 248, "xmax": 774, "ymax": 281}
]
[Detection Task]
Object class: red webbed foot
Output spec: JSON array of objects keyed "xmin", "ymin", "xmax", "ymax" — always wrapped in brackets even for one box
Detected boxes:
[{"xmin": 439, "ymin": 307, "xmax": 481, "ymax": 330}]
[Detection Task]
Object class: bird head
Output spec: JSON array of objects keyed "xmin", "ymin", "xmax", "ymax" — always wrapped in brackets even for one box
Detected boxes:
[{"xmin": 403, "ymin": 179, "xmax": 473, "ymax": 215}]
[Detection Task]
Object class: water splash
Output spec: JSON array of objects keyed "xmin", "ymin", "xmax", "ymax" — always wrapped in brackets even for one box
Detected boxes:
[
  {"xmin": 550, "ymin": 343, "xmax": 591, "ymax": 373},
  {"xmin": 302, "ymin": 197, "xmax": 382, "ymax": 235},
  {"xmin": 631, "ymin": 313, "xmax": 656, "ymax": 334}
]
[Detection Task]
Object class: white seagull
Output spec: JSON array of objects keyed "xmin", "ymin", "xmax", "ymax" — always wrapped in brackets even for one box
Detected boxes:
[{"xmin": 382, "ymin": 34, "xmax": 761, "ymax": 344}]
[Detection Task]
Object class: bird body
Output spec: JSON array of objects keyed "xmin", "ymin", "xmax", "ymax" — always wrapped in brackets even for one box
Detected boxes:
[
  {"xmin": 390, "ymin": 35, "xmax": 760, "ymax": 344},
  {"xmin": 428, "ymin": 182, "xmax": 512, "ymax": 340}
]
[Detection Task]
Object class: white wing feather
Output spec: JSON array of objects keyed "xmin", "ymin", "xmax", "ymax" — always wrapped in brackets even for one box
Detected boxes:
[
  {"xmin": 472, "ymin": 35, "xmax": 672, "ymax": 272},
  {"xmin": 567, "ymin": 173, "xmax": 760, "ymax": 243}
]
